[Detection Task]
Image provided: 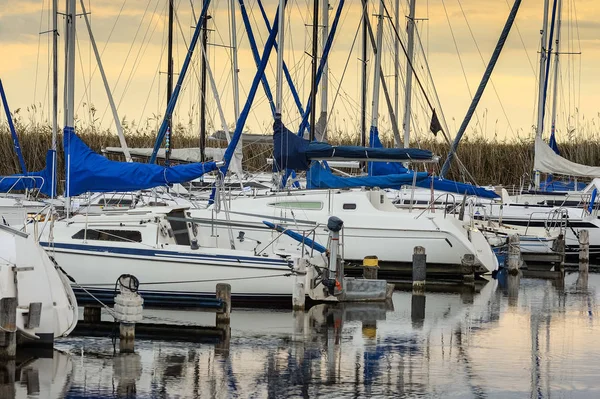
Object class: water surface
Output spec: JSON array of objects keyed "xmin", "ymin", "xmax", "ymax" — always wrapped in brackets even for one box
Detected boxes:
[{"xmin": 3, "ymin": 272, "xmax": 599, "ymax": 398}]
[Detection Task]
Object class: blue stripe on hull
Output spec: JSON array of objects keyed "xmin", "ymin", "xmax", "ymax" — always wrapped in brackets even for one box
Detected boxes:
[{"xmin": 40, "ymin": 241, "xmax": 290, "ymax": 266}]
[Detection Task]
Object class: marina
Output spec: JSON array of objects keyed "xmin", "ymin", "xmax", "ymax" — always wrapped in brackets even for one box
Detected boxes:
[{"xmin": 1, "ymin": 0, "xmax": 600, "ymax": 397}]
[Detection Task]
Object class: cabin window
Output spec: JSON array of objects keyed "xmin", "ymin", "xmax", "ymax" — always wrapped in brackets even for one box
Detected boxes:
[
  {"xmin": 342, "ymin": 203, "xmax": 357, "ymax": 210},
  {"xmin": 71, "ymin": 229, "xmax": 142, "ymax": 243},
  {"xmin": 267, "ymin": 201, "xmax": 323, "ymax": 210},
  {"xmin": 102, "ymin": 199, "xmax": 133, "ymax": 206}
]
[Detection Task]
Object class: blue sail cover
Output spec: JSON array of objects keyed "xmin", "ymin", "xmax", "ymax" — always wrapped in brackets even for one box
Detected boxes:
[
  {"xmin": 273, "ymin": 120, "xmax": 432, "ymax": 171},
  {"xmin": 418, "ymin": 177, "xmax": 499, "ymax": 199},
  {"xmin": 307, "ymin": 162, "xmax": 428, "ymax": 190},
  {"xmin": 0, "ymin": 150, "xmax": 56, "ymax": 197},
  {"xmin": 368, "ymin": 126, "xmax": 499, "ymax": 198},
  {"xmin": 64, "ymin": 127, "xmax": 218, "ymax": 196}
]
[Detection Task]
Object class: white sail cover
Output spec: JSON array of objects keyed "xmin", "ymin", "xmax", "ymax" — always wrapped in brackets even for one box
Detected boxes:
[{"xmin": 534, "ymin": 136, "xmax": 600, "ymax": 178}]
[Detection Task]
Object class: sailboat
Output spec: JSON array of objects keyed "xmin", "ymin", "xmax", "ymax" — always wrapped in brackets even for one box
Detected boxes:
[
  {"xmin": 186, "ymin": 0, "xmax": 498, "ymax": 277},
  {"xmin": 0, "ymin": 224, "xmax": 77, "ymax": 345}
]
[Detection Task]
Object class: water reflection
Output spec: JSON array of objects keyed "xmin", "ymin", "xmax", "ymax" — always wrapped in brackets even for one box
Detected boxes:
[{"xmin": 2, "ymin": 274, "xmax": 599, "ymax": 398}]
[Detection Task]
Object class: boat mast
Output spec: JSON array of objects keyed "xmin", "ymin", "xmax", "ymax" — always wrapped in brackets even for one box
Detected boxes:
[
  {"xmin": 360, "ymin": 0, "xmax": 368, "ymax": 148},
  {"xmin": 549, "ymin": 0, "xmax": 562, "ymax": 146},
  {"xmin": 229, "ymin": 2, "xmax": 243, "ymax": 177},
  {"xmin": 402, "ymin": 0, "xmax": 416, "ymax": 148},
  {"xmin": 318, "ymin": 0, "xmax": 329, "ymax": 141},
  {"xmin": 370, "ymin": 0, "xmax": 385, "ymax": 134},
  {"xmin": 200, "ymin": 15, "xmax": 210, "ymax": 163},
  {"xmin": 166, "ymin": 0, "xmax": 174, "ymax": 165},
  {"xmin": 231, "ymin": 0, "xmax": 240, "ymax": 121},
  {"xmin": 275, "ymin": 0, "xmax": 285, "ymax": 117},
  {"xmin": 393, "ymin": 0, "xmax": 399, "ymax": 123},
  {"xmin": 309, "ymin": 0, "xmax": 319, "ymax": 142},
  {"xmin": 534, "ymin": 0, "xmax": 550, "ymax": 189},
  {"xmin": 63, "ymin": 0, "xmax": 76, "ymax": 129},
  {"xmin": 51, "ymin": 0, "xmax": 58, "ymax": 198}
]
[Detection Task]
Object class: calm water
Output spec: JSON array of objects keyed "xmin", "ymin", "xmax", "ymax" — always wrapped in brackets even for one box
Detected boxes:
[{"xmin": 2, "ymin": 272, "xmax": 599, "ymax": 398}]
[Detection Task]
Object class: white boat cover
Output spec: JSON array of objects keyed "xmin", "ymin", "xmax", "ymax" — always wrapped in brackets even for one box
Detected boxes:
[{"xmin": 534, "ymin": 136, "xmax": 600, "ymax": 178}]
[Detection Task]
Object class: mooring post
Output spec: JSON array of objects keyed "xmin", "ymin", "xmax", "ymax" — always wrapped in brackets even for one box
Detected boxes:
[
  {"xmin": 216, "ymin": 283, "xmax": 231, "ymax": 326},
  {"xmin": 0, "ymin": 297, "xmax": 17, "ymax": 360},
  {"xmin": 0, "ymin": 360, "xmax": 16, "ymax": 398},
  {"xmin": 555, "ymin": 233, "xmax": 566, "ymax": 271},
  {"xmin": 507, "ymin": 234, "xmax": 521, "ymax": 275},
  {"xmin": 119, "ymin": 323, "xmax": 135, "ymax": 354},
  {"xmin": 461, "ymin": 254, "xmax": 475, "ymax": 284},
  {"xmin": 363, "ymin": 256, "xmax": 379, "ymax": 280},
  {"xmin": 412, "ymin": 246, "xmax": 426, "ymax": 292},
  {"xmin": 83, "ymin": 306, "xmax": 101, "ymax": 323},
  {"xmin": 114, "ymin": 275, "xmax": 144, "ymax": 354},
  {"xmin": 579, "ymin": 229, "xmax": 589, "ymax": 273},
  {"xmin": 292, "ymin": 258, "xmax": 307, "ymax": 311}
]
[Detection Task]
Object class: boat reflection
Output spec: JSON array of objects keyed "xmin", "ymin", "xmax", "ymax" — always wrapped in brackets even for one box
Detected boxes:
[{"xmin": 1, "ymin": 275, "xmax": 598, "ymax": 398}]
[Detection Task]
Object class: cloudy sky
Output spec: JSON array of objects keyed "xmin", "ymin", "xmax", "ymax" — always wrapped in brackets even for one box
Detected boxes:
[{"xmin": 0, "ymin": 0, "xmax": 596, "ymax": 143}]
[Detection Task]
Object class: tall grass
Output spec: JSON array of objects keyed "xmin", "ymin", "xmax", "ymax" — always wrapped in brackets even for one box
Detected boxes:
[{"xmin": 3, "ymin": 114, "xmax": 600, "ymax": 188}]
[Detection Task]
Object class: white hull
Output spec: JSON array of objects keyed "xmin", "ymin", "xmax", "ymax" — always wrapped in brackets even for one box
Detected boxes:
[
  {"xmin": 43, "ymin": 241, "xmax": 294, "ymax": 303},
  {"xmin": 191, "ymin": 189, "xmax": 498, "ymax": 274}
]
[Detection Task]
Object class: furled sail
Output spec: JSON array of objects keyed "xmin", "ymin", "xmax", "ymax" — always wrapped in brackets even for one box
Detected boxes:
[
  {"xmin": 103, "ymin": 147, "xmax": 226, "ymax": 163},
  {"xmin": 307, "ymin": 162, "xmax": 428, "ymax": 189},
  {"xmin": 273, "ymin": 120, "xmax": 432, "ymax": 171},
  {"xmin": 534, "ymin": 136, "xmax": 600, "ymax": 178},
  {"xmin": 64, "ymin": 127, "xmax": 219, "ymax": 196}
]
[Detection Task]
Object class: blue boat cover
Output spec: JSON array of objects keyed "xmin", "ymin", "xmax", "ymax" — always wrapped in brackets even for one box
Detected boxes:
[
  {"xmin": 64, "ymin": 127, "xmax": 218, "ymax": 196},
  {"xmin": 262, "ymin": 220, "xmax": 327, "ymax": 253},
  {"xmin": 0, "ymin": 150, "xmax": 56, "ymax": 197},
  {"xmin": 368, "ymin": 126, "xmax": 499, "ymax": 198},
  {"xmin": 539, "ymin": 178, "xmax": 586, "ymax": 192},
  {"xmin": 307, "ymin": 162, "xmax": 428, "ymax": 190},
  {"xmin": 273, "ymin": 119, "xmax": 432, "ymax": 171},
  {"xmin": 417, "ymin": 177, "xmax": 499, "ymax": 199}
]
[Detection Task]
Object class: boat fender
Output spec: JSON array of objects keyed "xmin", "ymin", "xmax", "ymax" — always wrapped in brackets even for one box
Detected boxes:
[{"xmin": 113, "ymin": 274, "xmax": 144, "ymax": 323}]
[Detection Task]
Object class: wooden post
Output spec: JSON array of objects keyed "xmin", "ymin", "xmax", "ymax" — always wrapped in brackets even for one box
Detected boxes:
[
  {"xmin": 216, "ymin": 283, "xmax": 231, "ymax": 325},
  {"xmin": 0, "ymin": 360, "xmax": 15, "ymax": 399},
  {"xmin": 362, "ymin": 256, "xmax": 379, "ymax": 279},
  {"xmin": 83, "ymin": 306, "xmax": 101, "ymax": 323},
  {"xmin": 411, "ymin": 293, "xmax": 426, "ymax": 329},
  {"xmin": 0, "ymin": 297, "xmax": 17, "ymax": 360},
  {"xmin": 579, "ymin": 229, "xmax": 589, "ymax": 273},
  {"xmin": 119, "ymin": 323, "xmax": 135, "ymax": 353},
  {"xmin": 215, "ymin": 324, "xmax": 231, "ymax": 357},
  {"xmin": 553, "ymin": 233, "xmax": 566, "ymax": 271},
  {"xmin": 461, "ymin": 254, "xmax": 475, "ymax": 284},
  {"xmin": 412, "ymin": 246, "xmax": 426, "ymax": 292},
  {"xmin": 293, "ymin": 259, "xmax": 307, "ymax": 311},
  {"xmin": 507, "ymin": 234, "xmax": 521, "ymax": 275}
]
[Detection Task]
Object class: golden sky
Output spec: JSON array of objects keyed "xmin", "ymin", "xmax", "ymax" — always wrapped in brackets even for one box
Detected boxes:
[{"xmin": 0, "ymin": 0, "xmax": 598, "ymax": 143}]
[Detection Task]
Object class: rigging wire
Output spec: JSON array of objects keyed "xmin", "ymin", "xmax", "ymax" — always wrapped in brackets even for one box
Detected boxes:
[
  {"xmin": 439, "ymin": 0, "xmax": 482, "ymax": 133},
  {"xmin": 75, "ymin": 0, "xmax": 129, "ymax": 117},
  {"xmin": 456, "ymin": 0, "xmax": 515, "ymax": 138},
  {"xmin": 33, "ymin": 0, "xmax": 46, "ymax": 119}
]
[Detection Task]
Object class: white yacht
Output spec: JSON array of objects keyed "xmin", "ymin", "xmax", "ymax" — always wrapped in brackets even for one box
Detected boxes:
[
  {"xmin": 189, "ymin": 188, "xmax": 499, "ymax": 278},
  {"xmin": 36, "ymin": 206, "xmax": 314, "ymax": 306}
]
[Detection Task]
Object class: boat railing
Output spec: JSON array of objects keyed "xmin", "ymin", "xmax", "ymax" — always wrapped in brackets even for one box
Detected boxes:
[
  {"xmin": 523, "ymin": 208, "xmax": 568, "ymax": 236},
  {"xmin": 0, "ymin": 175, "xmax": 45, "ymax": 198},
  {"xmin": 416, "ymin": 193, "xmax": 457, "ymax": 219}
]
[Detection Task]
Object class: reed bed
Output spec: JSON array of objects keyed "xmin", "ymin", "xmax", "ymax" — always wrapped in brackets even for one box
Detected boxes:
[{"xmin": 3, "ymin": 119, "xmax": 600, "ymax": 189}]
